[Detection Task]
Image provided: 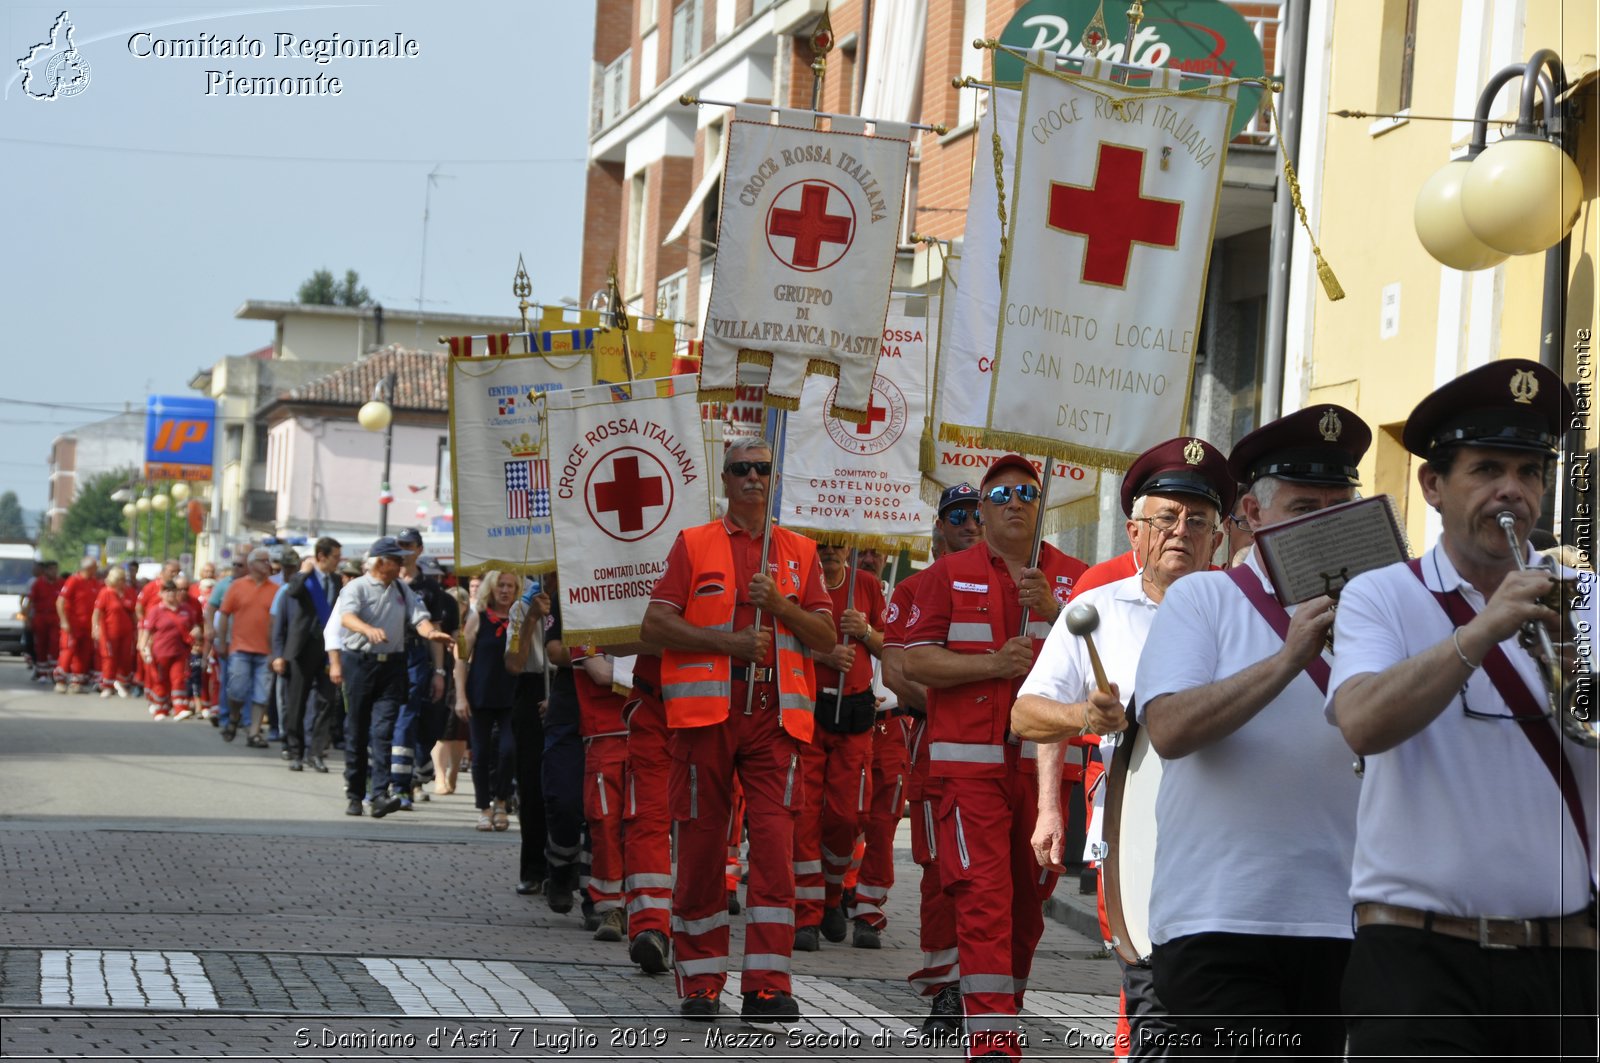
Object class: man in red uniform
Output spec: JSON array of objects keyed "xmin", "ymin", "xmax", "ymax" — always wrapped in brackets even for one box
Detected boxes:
[
  {"xmin": 640, "ymin": 435, "xmax": 836, "ymax": 1024},
  {"xmin": 566, "ymin": 644, "xmax": 632, "ymax": 943},
  {"xmin": 882, "ymin": 482, "xmax": 982, "ymax": 1032},
  {"xmin": 904, "ymin": 455, "xmax": 1107, "ymax": 1061},
  {"xmin": 27, "ymin": 560, "xmax": 63, "ymax": 684},
  {"xmin": 621, "ymin": 649, "xmax": 673, "ymax": 974},
  {"xmin": 792, "ymin": 542, "xmax": 885, "ymax": 951},
  {"xmin": 55, "ymin": 557, "xmax": 102, "ymax": 693},
  {"xmin": 92, "ymin": 567, "xmax": 139, "ymax": 699}
]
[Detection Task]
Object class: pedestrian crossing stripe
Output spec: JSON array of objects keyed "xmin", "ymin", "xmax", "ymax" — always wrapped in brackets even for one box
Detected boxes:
[
  {"xmin": 40, "ymin": 950, "xmax": 218, "ymax": 1010},
  {"xmin": 359, "ymin": 958, "xmax": 575, "ymax": 1021}
]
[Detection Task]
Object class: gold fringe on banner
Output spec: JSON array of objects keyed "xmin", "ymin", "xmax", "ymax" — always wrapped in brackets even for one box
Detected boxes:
[
  {"xmin": 559, "ymin": 624, "xmax": 645, "ymax": 649},
  {"xmin": 1038, "ymin": 492, "xmax": 1103, "ymax": 537},
  {"xmin": 977, "ymin": 428, "xmax": 1138, "ymax": 474},
  {"xmin": 453, "ymin": 559, "xmax": 558, "ymax": 580},
  {"xmin": 791, "ymin": 528, "xmax": 933, "ymax": 560}
]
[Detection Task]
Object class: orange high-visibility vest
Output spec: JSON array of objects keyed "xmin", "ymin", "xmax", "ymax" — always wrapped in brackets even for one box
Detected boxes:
[{"xmin": 660, "ymin": 522, "xmax": 819, "ymax": 741}]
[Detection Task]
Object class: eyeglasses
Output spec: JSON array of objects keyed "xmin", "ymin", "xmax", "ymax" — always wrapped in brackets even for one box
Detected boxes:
[
  {"xmin": 1459, "ymin": 683, "xmax": 1554, "ymax": 726},
  {"xmin": 1226, "ymin": 514, "xmax": 1251, "ymax": 531},
  {"xmin": 942, "ymin": 507, "xmax": 982, "ymax": 527},
  {"xmin": 1136, "ymin": 513, "xmax": 1218, "ymax": 536},
  {"xmin": 726, "ymin": 461, "xmax": 773, "ymax": 477},
  {"xmin": 983, "ymin": 484, "xmax": 1041, "ymax": 505}
]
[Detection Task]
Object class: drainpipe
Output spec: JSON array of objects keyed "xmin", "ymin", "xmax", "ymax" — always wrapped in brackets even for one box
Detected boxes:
[{"xmin": 1260, "ymin": 0, "xmax": 1310, "ymax": 423}]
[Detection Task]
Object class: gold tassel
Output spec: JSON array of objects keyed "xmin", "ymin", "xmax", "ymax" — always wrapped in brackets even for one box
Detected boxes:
[
  {"xmin": 1314, "ymin": 248, "xmax": 1345, "ymax": 301},
  {"xmin": 1262, "ymin": 81, "xmax": 1345, "ymax": 302}
]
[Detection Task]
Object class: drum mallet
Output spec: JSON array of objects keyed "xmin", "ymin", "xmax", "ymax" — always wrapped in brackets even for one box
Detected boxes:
[{"xmin": 1065, "ymin": 602, "xmax": 1112, "ymax": 694}]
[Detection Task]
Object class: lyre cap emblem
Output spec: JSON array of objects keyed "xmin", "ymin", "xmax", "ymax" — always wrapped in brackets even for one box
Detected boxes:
[
  {"xmin": 1509, "ymin": 369, "xmax": 1539, "ymax": 405},
  {"xmin": 1183, "ymin": 439, "xmax": 1204, "ymax": 466},
  {"xmin": 1318, "ymin": 408, "xmax": 1343, "ymax": 442}
]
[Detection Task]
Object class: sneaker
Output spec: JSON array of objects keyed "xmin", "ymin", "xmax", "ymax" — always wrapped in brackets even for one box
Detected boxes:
[
  {"xmin": 370, "ymin": 793, "xmax": 404, "ymax": 819},
  {"xmin": 922, "ymin": 984, "xmax": 963, "ymax": 1037},
  {"xmin": 345, "ymin": 798, "xmax": 364, "ymax": 817},
  {"xmin": 152, "ymin": 711, "xmax": 170, "ymax": 721},
  {"xmin": 67, "ymin": 683, "xmax": 82, "ymax": 695},
  {"xmin": 680, "ymin": 988, "xmax": 719, "ymax": 1021},
  {"xmin": 793, "ymin": 924, "xmax": 820, "ymax": 952},
  {"xmin": 726, "ymin": 890, "xmax": 741, "ymax": 915},
  {"xmin": 114, "ymin": 681, "xmax": 130, "ymax": 698},
  {"xmin": 820, "ymin": 904, "xmax": 847, "ymax": 943},
  {"xmin": 580, "ymin": 896, "xmax": 600, "ymax": 932},
  {"xmin": 100, "ymin": 688, "xmax": 112, "ymax": 699},
  {"xmin": 398, "ymin": 793, "xmax": 414, "ymax": 812},
  {"xmin": 545, "ymin": 880, "xmax": 574, "ymax": 915},
  {"xmin": 173, "ymin": 709, "xmax": 194, "ymax": 722},
  {"xmin": 594, "ymin": 907, "xmax": 626, "ymax": 942},
  {"xmin": 851, "ymin": 919, "xmax": 881, "ymax": 949},
  {"xmin": 740, "ymin": 988, "xmax": 799, "ymax": 1024},
  {"xmin": 629, "ymin": 929, "xmax": 669, "ymax": 974},
  {"xmin": 53, "ymin": 682, "xmax": 67, "ymax": 694}
]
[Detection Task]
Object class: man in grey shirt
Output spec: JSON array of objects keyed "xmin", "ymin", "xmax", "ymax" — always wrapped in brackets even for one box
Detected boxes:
[{"xmin": 325, "ymin": 537, "xmax": 453, "ymax": 817}]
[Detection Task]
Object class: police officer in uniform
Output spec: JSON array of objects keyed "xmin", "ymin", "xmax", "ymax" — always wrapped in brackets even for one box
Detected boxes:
[{"xmin": 1330, "ymin": 360, "xmax": 1596, "ymax": 1058}]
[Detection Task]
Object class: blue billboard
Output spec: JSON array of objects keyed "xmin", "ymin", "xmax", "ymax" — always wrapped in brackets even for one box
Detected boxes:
[{"xmin": 144, "ymin": 395, "xmax": 216, "ymax": 481}]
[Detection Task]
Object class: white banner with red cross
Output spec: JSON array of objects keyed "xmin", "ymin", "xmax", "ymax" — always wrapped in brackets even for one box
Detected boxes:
[
  {"xmin": 700, "ymin": 104, "xmax": 912, "ymax": 421},
  {"xmin": 545, "ymin": 376, "xmax": 715, "ymax": 644},
  {"xmin": 449, "ymin": 351, "xmax": 595, "ymax": 578},
  {"xmin": 925, "ymin": 86, "xmax": 1100, "ymax": 529},
  {"xmin": 781, "ymin": 301, "xmax": 936, "ymax": 557},
  {"xmin": 978, "ymin": 57, "xmax": 1236, "ymax": 470}
]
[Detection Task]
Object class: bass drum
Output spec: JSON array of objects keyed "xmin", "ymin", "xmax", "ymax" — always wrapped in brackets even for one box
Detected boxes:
[{"xmin": 1101, "ymin": 716, "xmax": 1164, "ymax": 967}]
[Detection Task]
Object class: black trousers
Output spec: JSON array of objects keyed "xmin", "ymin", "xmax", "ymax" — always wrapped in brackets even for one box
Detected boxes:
[
  {"xmin": 284, "ymin": 649, "xmax": 337, "ymax": 760},
  {"xmin": 341, "ymin": 654, "xmax": 406, "ymax": 800},
  {"xmin": 1151, "ymin": 932, "xmax": 1350, "ymax": 1058},
  {"xmin": 510, "ymin": 694, "xmax": 547, "ymax": 884},
  {"xmin": 1343, "ymin": 924, "xmax": 1598, "ymax": 1060}
]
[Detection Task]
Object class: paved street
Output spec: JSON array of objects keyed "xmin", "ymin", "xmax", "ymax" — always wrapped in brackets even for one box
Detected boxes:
[{"xmin": 0, "ymin": 658, "xmax": 1120, "ymax": 1060}]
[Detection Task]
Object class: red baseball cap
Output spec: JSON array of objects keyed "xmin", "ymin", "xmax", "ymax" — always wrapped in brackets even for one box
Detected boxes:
[{"xmin": 980, "ymin": 453, "xmax": 1040, "ymax": 489}]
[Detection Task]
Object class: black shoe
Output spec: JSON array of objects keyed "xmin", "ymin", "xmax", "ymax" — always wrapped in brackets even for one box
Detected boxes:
[
  {"xmin": 545, "ymin": 880, "xmax": 574, "ymax": 914},
  {"xmin": 280, "ymin": 748, "xmax": 292, "ymax": 761},
  {"xmin": 740, "ymin": 989, "xmax": 799, "ymax": 1024},
  {"xmin": 288, "ymin": 759, "xmax": 303, "ymax": 772},
  {"xmin": 1079, "ymin": 867, "xmax": 1098, "ymax": 895},
  {"xmin": 820, "ymin": 904, "xmax": 847, "ymax": 943},
  {"xmin": 580, "ymin": 896, "xmax": 600, "ymax": 932},
  {"xmin": 222, "ymin": 722, "xmax": 237, "ymax": 742},
  {"xmin": 851, "ymin": 919, "xmax": 881, "ymax": 949},
  {"xmin": 793, "ymin": 924, "xmax": 820, "ymax": 952},
  {"xmin": 370, "ymin": 793, "xmax": 403, "ymax": 819},
  {"xmin": 309, "ymin": 756, "xmax": 329, "ymax": 773},
  {"xmin": 922, "ymin": 984, "xmax": 963, "ymax": 1036},
  {"xmin": 726, "ymin": 890, "xmax": 741, "ymax": 915},
  {"xmin": 680, "ymin": 988, "xmax": 719, "ymax": 1021},
  {"xmin": 345, "ymin": 798, "xmax": 363, "ymax": 817},
  {"xmin": 246, "ymin": 733, "xmax": 269, "ymax": 749},
  {"xmin": 515, "ymin": 879, "xmax": 543, "ymax": 896},
  {"xmin": 629, "ymin": 929, "xmax": 669, "ymax": 974}
]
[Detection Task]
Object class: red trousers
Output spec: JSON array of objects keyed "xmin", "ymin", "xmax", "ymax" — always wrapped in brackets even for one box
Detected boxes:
[
  {"xmin": 583, "ymin": 734, "xmax": 628, "ymax": 914},
  {"xmin": 623, "ymin": 689, "xmax": 672, "ymax": 939},
  {"xmin": 30, "ymin": 618, "xmax": 59, "ymax": 678},
  {"xmin": 793, "ymin": 725, "xmax": 872, "ymax": 926},
  {"xmin": 852, "ymin": 714, "xmax": 910, "ymax": 929},
  {"xmin": 57, "ymin": 623, "xmax": 94, "ymax": 684},
  {"xmin": 144, "ymin": 656, "xmax": 191, "ymax": 716},
  {"xmin": 97, "ymin": 630, "xmax": 135, "ymax": 691},
  {"xmin": 906, "ymin": 717, "xmax": 959, "ymax": 998},
  {"xmin": 669, "ymin": 693, "xmax": 802, "ymax": 998},
  {"xmin": 938, "ymin": 765, "xmax": 1060, "ymax": 1061},
  {"xmin": 725, "ymin": 785, "xmax": 746, "ymax": 892}
]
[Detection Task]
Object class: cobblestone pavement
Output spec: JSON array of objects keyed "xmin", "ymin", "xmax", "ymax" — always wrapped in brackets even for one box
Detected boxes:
[{"xmin": 0, "ymin": 660, "xmax": 1120, "ymax": 1060}]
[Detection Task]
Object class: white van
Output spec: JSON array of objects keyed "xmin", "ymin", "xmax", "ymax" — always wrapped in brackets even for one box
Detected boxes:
[{"xmin": 0, "ymin": 542, "xmax": 37, "ymax": 655}]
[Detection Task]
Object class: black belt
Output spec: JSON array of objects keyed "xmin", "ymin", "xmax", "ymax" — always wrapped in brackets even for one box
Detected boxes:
[
  {"xmin": 879, "ymin": 706, "xmax": 923, "ymax": 720},
  {"xmin": 348, "ymin": 649, "xmax": 403, "ymax": 663},
  {"xmin": 1354, "ymin": 902, "xmax": 1598, "ymax": 950},
  {"xmin": 632, "ymin": 676, "xmax": 658, "ymax": 698},
  {"xmin": 731, "ymin": 666, "xmax": 774, "ymax": 683}
]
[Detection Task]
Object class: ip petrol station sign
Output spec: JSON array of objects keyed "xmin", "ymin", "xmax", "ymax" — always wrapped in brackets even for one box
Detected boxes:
[
  {"xmin": 144, "ymin": 395, "xmax": 216, "ymax": 481},
  {"xmin": 994, "ymin": 0, "xmax": 1267, "ymax": 140}
]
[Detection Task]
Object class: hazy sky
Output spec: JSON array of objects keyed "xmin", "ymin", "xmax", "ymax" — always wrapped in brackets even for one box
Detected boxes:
[{"xmin": 0, "ymin": 1, "xmax": 596, "ymax": 510}]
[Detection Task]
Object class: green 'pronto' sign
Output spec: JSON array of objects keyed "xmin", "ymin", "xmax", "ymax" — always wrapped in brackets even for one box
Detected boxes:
[{"xmin": 993, "ymin": 0, "xmax": 1267, "ymax": 139}]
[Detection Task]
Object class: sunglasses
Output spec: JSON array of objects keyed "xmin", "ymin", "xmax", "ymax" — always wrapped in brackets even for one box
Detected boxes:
[
  {"xmin": 726, "ymin": 461, "xmax": 773, "ymax": 477},
  {"xmin": 983, "ymin": 483, "xmax": 1041, "ymax": 505},
  {"xmin": 941, "ymin": 507, "xmax": 982, "ymax": 527}
]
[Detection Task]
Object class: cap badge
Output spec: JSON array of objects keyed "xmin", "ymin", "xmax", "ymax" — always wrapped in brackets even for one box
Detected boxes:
[
  {"xmin": 1318, "ymin": 408, "xmax": 1343, "ymax": 442},
  {"xmin": 1510, "ymin": 369, "xmax": 1539, "ymax": 405},
  {"xmin": 1183, "ymin": 439, "xmax": 1204, "ymax": 465}
]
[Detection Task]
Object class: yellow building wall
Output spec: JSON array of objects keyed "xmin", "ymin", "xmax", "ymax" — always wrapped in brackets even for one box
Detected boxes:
[{"xmin": 1311, "ymin": 0, "xmax": 1597, "ymax": 548}]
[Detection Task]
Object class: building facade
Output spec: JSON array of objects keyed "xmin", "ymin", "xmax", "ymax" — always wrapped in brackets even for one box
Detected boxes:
[{"xmin": 44, "ymin": 410, "xmax": 145, "ymax": 533}]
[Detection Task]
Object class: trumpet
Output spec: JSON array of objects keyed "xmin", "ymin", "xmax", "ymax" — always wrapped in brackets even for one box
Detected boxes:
[{"xmin": 1497, "ymin": 511, "xmax": 1598, "ymax": 747}]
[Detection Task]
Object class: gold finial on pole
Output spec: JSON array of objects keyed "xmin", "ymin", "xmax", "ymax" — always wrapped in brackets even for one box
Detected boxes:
[
  {"xmin": 606, "ymin": 258, "xmax": 636, "ymax": 382},
  {"xmin": 512, "ymin": 254, "xmax": 533, "ymax": 334},
  {"xmin": 810, "ymin": 4, "xmax": 835, "ymax": 112},
  {"xmin": 1080, "ymin": 1, "xmax": 1111, "ymax": 55}
]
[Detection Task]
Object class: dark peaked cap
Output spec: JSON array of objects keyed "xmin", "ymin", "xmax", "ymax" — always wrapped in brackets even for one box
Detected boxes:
[
  {"xmin": 1402, "ymin": 358, "xmax": 1569, "ymax": 458},
  {"xmin": 1120, "ymin": 437, "xmax": 1234, "ymax": 517},
  {"xmin": 1227, "ymin": 405, "xmax": 1371, "ymax": 487}
]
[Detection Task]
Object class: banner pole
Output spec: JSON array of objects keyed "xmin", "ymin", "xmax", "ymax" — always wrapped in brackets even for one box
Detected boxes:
[
  {"xmin": 744, "ymin": 408, "xmax": 788, "ymax": 715},
  {"xmin": 831, "ymin": 562, "xmax": 857, "ymax": 724},
  {"xmin": 1016, "ymin": 457, "xmax": 1054, "ymax": 638}
]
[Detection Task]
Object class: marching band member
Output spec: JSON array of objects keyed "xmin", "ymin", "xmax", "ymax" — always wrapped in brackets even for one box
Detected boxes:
[
  {"xmin": 1135, "ymin": 406, "xmax": 1370, "ymax": 1056},
  {"xmin": 1329, "ymin": 360, "xmax": 1596, "ymax": 1058},
  {"xmin": 883, "ymin": 483, "xmax": 980, "ymax": 1034},
  {"xmin": 1014, "ymin": 437, "xmax": 1232, "ymax": 1059},
  {"xmin": 903, "ymin": 455, "xmax": 1088, "ymax": 1061},
  {"xmin": 641, "ymin": 435, "xmax": 835, "ymax": 1024}
]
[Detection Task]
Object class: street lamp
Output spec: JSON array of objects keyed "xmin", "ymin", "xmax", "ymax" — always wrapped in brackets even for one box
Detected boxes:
[
  {"xmin": 152, "ymin": 490, "xmax": 171, "ymax": 561},
  {"xmin": 1412, "ymin": 48, "xmax": 1581, "ymax": 532},
  {"xmin": 359, "ymin": 372, "xmax": 398, "ymax": 536}
]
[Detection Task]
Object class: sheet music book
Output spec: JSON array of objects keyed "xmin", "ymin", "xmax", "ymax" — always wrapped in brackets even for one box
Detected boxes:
[{"xmin": 1252, "ymin": 495, "xmax": 1410, "ymax": 604}]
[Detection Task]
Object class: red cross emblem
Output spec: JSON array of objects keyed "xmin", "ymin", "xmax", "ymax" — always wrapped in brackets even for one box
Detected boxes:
[
  {"xmin": 854, "ymin": 397, "xmax": 889, "ymax": 436},
  {"xmin": 823, "ymin": 377, "xmax": 907, "ymax": 456},
  {"xmin": 766, "ymin": 180, "xmax": 855, "ymax": 272},
  {"xmin": 586, "ymin": 447, "xmax": 674, "ymax": 543},
  {"xmin": 1046, "ymin": 143, "xmax": 1182, "ymax": 288}
]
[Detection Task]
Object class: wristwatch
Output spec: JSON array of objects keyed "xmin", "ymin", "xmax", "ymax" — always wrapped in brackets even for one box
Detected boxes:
[{"xmin": 434, "ymin": 668, "xmax": 447, "ymax": 676}]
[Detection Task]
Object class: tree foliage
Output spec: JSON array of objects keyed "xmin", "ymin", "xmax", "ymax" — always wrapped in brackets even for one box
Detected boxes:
[
  {"xmin": 0, "ymin": 491, "xmax": 27, "ymax": 540},
  {"xmin": 298, "ymin": 268, "xmax": 372, "ymax": 307},
  {"xmin": 38, "ymin": 469, "xmax": 134, "ymax": 564}
]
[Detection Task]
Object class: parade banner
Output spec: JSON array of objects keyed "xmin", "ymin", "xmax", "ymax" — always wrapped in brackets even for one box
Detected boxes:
[
  {"xmin": 523, "ymin": 306, "xmax": 682, "ymax": 383},
  {"xmin": 546, "ymin": 376, "xmax": 715, "ymax": 644},
  {"xmin": 981, "ymin": 56, "xmax": 1236, "ymax": 469},
  {"xmin": 925, "ymin": 87, "xmax": 1101, "ymax": 528},
  {"xmin": 782, "ymin": 302, "xmax": 935, "ymax": 557},
  {"xmin": 449, "ymin": 352, "xmax": 595, "ymax": 577},
  {"xmin": 700, "ymin": 104, "xmax": 912, "ymax": 420}
]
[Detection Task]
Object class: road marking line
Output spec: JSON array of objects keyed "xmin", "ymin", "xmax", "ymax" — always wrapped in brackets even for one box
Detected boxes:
[
  {"xmin": 40, "ymin": 950, "xmax": 217, "ymax": 1009},
  {"xmin": 358, "ymin": 958, "xmax": 575, "ymax": 1020}
]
